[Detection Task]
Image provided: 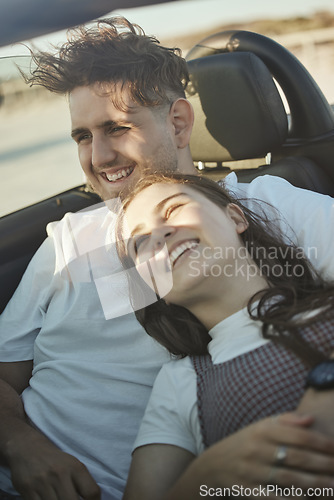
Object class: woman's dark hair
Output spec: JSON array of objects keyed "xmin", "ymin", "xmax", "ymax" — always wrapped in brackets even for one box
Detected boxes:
[
  {"xmin": 117, "ymin": 172, "xmax": 334, "ymax": 363},
  {"xmin": 22, "ymin": 17, "xmax": 189, "ymax": 109}
]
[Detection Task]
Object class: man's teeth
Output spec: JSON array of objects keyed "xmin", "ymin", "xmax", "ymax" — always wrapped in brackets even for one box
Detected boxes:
[
  {"xmin": 106, "ymin": 167, "xmax": 132, "ymax": 182},
  {"xmin": 170, "ymin": 241, "xmax": 198, "ymax": 267}
]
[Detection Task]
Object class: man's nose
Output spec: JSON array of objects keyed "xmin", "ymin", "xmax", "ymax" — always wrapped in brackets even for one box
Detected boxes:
[{"xmin": 91, "ymin": 136, "xmax": 117, "ymax": 169}]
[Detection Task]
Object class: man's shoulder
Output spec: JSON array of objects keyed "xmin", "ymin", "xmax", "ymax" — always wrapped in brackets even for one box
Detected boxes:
[
  {"xmin": 222, "ymin": 171, "xmax": 292, "ymax": 196},
  {"xmin": 46, "ymin": 202, "xmax": 115, "ymax": 240},
  {"xmin": 45, "ymin": 201, "xmax": 117, "ymax": 262},
  {"xmin": 48, "ymin": 202, "xmax": 111, "ymax": 231}
]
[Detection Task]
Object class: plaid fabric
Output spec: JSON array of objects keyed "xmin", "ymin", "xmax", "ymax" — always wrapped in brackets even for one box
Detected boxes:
[{"xmin": 192, "ymin": 313, "xmax": 334, "ymax": 449}]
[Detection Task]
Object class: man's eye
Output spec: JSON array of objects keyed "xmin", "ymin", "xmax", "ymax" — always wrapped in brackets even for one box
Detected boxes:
[
  {"xmin": 76, "ymin": 133, "xmax": 92, "ymax": 144},
  {"xmin": 165, "ymin": 203, "xmax": 184, "ymax": 219},
  {"xmin": 108, "ymin": 126, "xmax": 129, "ymax": 135}
]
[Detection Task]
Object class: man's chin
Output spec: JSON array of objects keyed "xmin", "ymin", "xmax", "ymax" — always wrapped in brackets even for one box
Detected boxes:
[{"xmin": 99, "ymin": 179, "xmax": 136, "ymax": 201}]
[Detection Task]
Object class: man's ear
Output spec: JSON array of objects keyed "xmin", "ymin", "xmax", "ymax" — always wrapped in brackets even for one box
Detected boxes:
[
  {"xmin": 227, "ymin": 204, "xmax": 249, "ymax": 234},
  {"xmin": 169, "ymin": 98, "xmax": 194, "ymax": 148}
]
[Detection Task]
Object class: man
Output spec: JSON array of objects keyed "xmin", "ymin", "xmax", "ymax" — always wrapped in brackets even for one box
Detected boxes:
[{"xmin": 0, "ymin": 17, "xmax": 334, "ymax": 500}]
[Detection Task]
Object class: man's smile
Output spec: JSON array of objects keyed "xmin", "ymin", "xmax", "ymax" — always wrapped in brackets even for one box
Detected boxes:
[{"xmin": 101, "ymin": 165, "xmax": 135, "ymax": 183}]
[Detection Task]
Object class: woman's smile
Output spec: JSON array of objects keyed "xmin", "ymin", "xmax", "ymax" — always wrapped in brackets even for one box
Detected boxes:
[{"xmin": 169, "ymin": 239, "xmax": 199, "ymax": 269}]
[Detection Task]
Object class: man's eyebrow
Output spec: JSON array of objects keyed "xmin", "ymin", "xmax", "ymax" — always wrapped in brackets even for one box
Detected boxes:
[
  {"xmin": 96, "ymin": 119, "xmax": 119, "ymax": 130},
  {"xmin": 130, "ymin": 193, "xmax": 187, "ymax": 238}
]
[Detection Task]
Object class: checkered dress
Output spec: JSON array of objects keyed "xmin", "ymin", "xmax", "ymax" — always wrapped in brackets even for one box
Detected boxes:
[{"xmin": 191, "ymin": 313, "xmax": 334, "ymax": 449}]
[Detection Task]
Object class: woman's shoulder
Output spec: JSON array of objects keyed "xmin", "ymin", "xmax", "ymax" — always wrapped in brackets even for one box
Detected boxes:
[{"xmin": 158, "ymin": 356, "xmax": 195, "ymax": 379}]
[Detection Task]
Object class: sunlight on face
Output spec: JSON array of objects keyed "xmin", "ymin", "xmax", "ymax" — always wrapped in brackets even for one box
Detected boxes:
[
  {"xmin": 69, "ymin": 84, "xmax": 178, "ymax": 201},
  {"xmin": 122, "ymin": 182, "xmax": 248, "ymax": 307}
]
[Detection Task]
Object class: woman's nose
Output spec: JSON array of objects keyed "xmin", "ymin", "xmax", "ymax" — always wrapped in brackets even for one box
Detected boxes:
[{"xmin": 152, "ymin": 227, "xmax": 175, "ymax": 249}]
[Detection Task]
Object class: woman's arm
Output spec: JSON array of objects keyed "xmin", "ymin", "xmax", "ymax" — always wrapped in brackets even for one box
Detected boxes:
[
  {"xmin": 123, "ymin": 444, "xmax": 194, "ymax": 500},
  {"xmin": 297, "ymin": 389, "xmax": 334, "ymax": 436},
  {"xmin": 164, "ymin": 413, "xmax": 334, "ymax": 500},
  {"xmin": 126, "ymin": 354, "xmax": 334, "ymax": 499},
  {"xmin": 124, "ymin": 413, "xmax": 334, "ymax": 500}
]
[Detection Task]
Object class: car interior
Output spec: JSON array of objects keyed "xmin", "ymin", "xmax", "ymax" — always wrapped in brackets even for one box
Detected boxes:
[
  {"xmin": 186, "ymin": 30, "xmax": 334, "ymax": 193},
  {"xmin": 1, "ymin": 28, "xmax": 334, "ymax": 314}
]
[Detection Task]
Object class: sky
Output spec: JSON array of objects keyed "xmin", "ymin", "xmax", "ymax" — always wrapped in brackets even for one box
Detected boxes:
[
  {"xmin": 114, "ymin": 0, "xmax": 334, "ymax": 39},
  {"xmin": 0, "ymin": 0, "xmax": 333, "ymax": 56}
]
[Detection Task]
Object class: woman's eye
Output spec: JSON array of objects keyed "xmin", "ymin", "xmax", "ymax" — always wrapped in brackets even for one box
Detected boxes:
[
  {"xmin": 134, "ymin": 235, "xmax": 149, "ymax": 254},
  {"xmin": 165, "ymin": 203, "xmax": 184, "ymax": 219}
]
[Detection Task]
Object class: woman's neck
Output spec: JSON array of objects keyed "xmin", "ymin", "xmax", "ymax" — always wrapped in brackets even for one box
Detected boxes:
[{"xmin": 187, "ymin": 266, "xmax": 268, "ymax": 331}]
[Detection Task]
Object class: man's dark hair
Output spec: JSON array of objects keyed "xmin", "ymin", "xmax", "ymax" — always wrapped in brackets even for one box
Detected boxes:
[{"xmin": 23, "ymin": 17, "xmax": 189, "ymax": 108}]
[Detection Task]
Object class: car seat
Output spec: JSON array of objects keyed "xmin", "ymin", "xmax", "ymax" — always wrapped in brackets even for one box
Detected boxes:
[{"xmin": 186, "ymin": 30, "xmax": 334, "ymax": 196}]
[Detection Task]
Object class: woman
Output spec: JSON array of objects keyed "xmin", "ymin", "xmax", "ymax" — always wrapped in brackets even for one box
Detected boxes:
[{"xmin": 117, "ymin": 172, "xmax": 334, "ymax": 499}]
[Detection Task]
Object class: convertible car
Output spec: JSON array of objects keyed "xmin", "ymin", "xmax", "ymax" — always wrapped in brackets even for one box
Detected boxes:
[{"xmin": 1, "ymin": 0, "xmax": 334, "ymax": 314}]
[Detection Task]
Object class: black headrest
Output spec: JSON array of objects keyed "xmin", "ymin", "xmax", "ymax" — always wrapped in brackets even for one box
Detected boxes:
[{"xmin": 186, "ymin": 52, "xmax": 288, "ymax": 162}]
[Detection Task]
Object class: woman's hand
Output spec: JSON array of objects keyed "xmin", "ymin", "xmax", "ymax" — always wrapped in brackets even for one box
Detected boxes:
[
  {"xmin": 165, "ymin": 412, "xmax": 334, "ymax": 500},
  {"xmin": 297, "ymin": 387, "xmax": 334, "ymax": 436}
]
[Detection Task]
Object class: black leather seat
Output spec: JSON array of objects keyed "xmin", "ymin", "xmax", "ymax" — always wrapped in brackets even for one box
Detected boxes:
[{"xmin": 186, "ymin": 31, "xmax": 334, "ymax": 196}]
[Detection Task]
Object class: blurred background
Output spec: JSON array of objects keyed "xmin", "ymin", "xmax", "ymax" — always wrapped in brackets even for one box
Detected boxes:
[{"xmin": 0, "ymin": 0, "xmax": 334, "ymax": 216}]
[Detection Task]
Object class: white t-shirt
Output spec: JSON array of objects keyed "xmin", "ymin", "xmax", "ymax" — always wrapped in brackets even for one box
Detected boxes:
[
  {"xmin": 0, "ymin": 202, "xmax": 170, "ymax": 500},
  {"xmin": 0, "ymin": 174, "xmax": 333, "ymax": 498},
  {"xmin": 225, "ymin": 173, "xmax": 334, "ymax": 280},
  {"xmin": 133, "ymin": 307, "xmax": 267, "ymax": 456}
]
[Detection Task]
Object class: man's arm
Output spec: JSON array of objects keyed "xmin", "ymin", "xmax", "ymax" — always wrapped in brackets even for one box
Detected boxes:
[{"xmin": 0, "ymin": 362, "xmax": 100, "ymax": 500}]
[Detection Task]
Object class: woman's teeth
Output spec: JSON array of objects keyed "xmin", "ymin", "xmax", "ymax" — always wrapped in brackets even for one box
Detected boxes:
[
  {"xmin": 106, "ymin": 167, "xmax": 133, "ymax": 182},
  {"xmin": 170, "ymin": 240, "xmax": 198, "ymax": 268}
]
